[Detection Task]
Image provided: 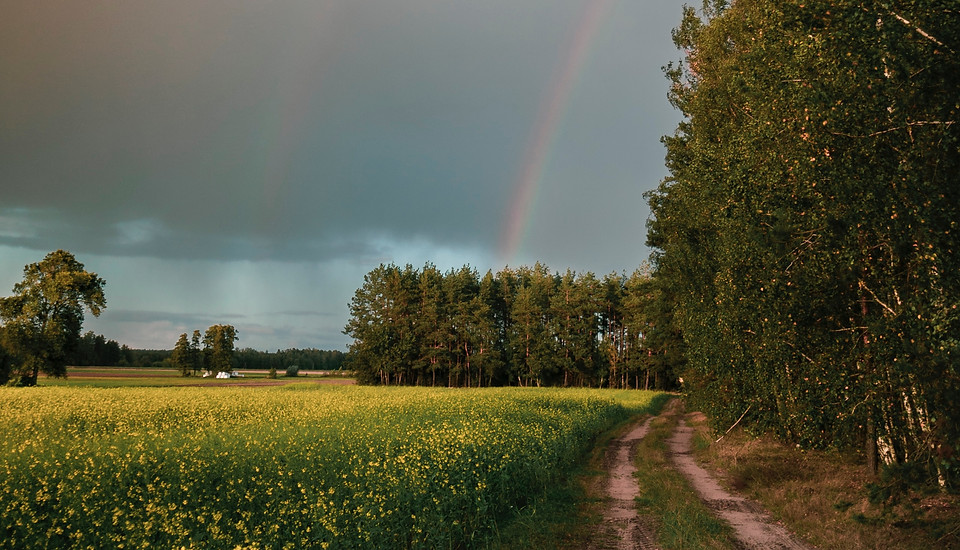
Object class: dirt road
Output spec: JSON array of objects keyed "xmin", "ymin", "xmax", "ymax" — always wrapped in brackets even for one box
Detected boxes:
[
  {"xmin": 591, "ymin": 400, "xmax": 812, "ymax": 550},
  {"xmin": 592, "ymin": 415, "xmax": 660, "ymax": 549}
]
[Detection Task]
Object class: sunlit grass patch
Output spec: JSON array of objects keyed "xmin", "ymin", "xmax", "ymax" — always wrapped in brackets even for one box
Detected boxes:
[{"xmin": 693, "ymin": 417, "xmax": 960, "ymax": 550}]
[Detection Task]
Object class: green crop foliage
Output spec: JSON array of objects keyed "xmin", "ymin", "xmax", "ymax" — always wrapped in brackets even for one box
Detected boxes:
[{"xmin": 0, "ymin": 386, "xmax": 659, "ymax": 549}]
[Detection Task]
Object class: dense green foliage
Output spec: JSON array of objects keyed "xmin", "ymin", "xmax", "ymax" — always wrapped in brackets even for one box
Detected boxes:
[
  {"xmin": 234, "ymin": 347, "xmax": 346, "ymax": 372},
  {"xmin": 0, "ymin": 385, "xmax": 659, "ymax": 549},
  {"xmin": 0, "ymin": 250, "xmax": 106, "ymax": 386},
  {"xmin": 202, "ymin": 324, "xmax": 238, "ymax": 373},
  {"xmin": 344, "ymin": 263, "xmax": 681, "ymax": 389},
  {"xmin": 648, "ymin": 0, "xmax": 959, "ymax": 485},
  {"xmin": 115, "ymin": 348, "xmax": 172, "ymax": 368},
  {"xmin": 0, "ymin": 332, "xmax": 12, "ymax": 386},
  {"xmin": 71, "ymin": 331, "xmax": 123, "ymax": 367}
]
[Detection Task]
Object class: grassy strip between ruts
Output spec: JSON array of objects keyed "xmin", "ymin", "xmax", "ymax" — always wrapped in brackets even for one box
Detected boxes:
[
  {"xmin": 688, "ymin": 413, "xmax": 960, "ymax": 550},
  {"xmin": 630, "ymin": 399, "xmax": 737, "ymax": 550}
]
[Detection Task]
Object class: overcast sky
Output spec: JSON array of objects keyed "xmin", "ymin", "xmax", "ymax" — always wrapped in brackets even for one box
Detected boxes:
[{"xmin": 2, "ymin": 0, "xmax": 685, "ymax": 351}]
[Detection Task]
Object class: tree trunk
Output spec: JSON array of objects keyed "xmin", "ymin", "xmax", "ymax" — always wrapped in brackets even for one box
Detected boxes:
[
  {"xmin": 27, "ymin": 362, "xmax": 40, "ymax": 386},
  {"xmin": 860, "ymin": 287, "xmax": 882, "ymax": 475},
  {"xmin": 464, "ymin": 342, "xmax": 470, "ymax": 388},
  {"xmin": 866, "ymin": 415, "xmax": 878, "ymax": 475}
]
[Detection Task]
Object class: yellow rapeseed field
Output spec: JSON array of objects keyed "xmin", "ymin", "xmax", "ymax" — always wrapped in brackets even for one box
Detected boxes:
[{"xmin": 0, "ymin": 385, "xmax": 659, "ymax": 549}]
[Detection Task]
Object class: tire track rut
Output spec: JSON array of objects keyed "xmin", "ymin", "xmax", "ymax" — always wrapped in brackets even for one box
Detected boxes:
[
  {"xmin": 588, "ymin": 400, "xmax": 812, "ymax": 550},
  {"xmin": 665, "ymin": 408, "xmax": 814, "ymax": 550},
  {"xmin": 591, "ymin": 414, "xmax": 661, "ymax": 550}
]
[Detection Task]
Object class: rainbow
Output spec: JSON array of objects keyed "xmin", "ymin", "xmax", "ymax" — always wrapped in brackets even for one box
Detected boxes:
[{"xmin": 498, "ymin": 0, "xmax": 616, "ymax": 264}]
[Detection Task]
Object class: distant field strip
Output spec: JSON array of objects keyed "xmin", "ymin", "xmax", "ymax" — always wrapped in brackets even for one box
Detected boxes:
[{"xmin": 0, "ymin": 386, "xmax": 658, "ymax": 549}]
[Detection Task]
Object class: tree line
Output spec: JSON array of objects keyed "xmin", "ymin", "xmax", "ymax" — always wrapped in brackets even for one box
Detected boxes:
[
  {"xmin": 72, "ymin": 331, "xmax": 124, "ymax": 366},
  {"xmin": 343, "ymin": 263, "xmax": 682, "ymax": 389},
  {"xmin": 648, "ymin": 0, "xmax": 958, "ymax": 486},
  {"xmin": 234, "ymin": 347, "xmax": 346, "ymax": 372},
  {"xmin": 66, "ymin": 339, "xmax": 347, "ymax": 372},
  {"xmin": 169, "ymin": 326, "xmax": 347, "ymax": 376}
]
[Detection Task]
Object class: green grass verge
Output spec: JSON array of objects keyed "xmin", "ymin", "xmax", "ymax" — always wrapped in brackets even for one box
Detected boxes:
[{"xmin": 487, "ymin": 466, "xmax": 594, "ymax": 549}]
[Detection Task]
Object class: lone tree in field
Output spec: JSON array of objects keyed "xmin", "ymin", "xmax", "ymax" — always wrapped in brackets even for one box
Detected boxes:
[{"xmin": 0, "ymin": 250, "xmax": 106, "ymax": 386}]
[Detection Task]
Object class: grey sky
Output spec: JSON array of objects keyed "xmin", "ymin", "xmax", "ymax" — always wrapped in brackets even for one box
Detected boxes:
[{"xmin": 1, "ymin": 0, "xmax": 685, "ymax": 351}]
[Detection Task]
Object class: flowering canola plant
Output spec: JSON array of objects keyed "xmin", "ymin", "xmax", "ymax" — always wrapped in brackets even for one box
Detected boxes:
[{"xmin": 0, "ymin": 385, "xmax": 658, "ymax": 549}]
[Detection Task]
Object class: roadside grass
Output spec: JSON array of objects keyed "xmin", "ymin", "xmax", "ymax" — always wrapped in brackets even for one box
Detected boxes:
[
  {"xmin": 600, "ymin": 389, "xmax": 675, "ymax": 415},
  {"xmin": 495, "ymin": 391, "xmax": 673, "ymax": 549},
  {"xmin": 632, "ymin": 400, "xmax": 738, "ymax": 550},
  {"xmin": 689, "ymin": 415, "xmax": 960, "ymax": 550},
  {"xmin": 490, "ymin": 465, "xmax": 597, "ymax": 549}
]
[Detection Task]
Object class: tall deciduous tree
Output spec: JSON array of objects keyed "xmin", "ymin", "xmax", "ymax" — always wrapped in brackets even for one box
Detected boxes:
[
  {"xmin": 508, "ymin": 264, "xmax": 557, "ymax": 387},
  {"xmin": 344, "ymin": 264, "xmax": 417, "ymax": 385},
  {"xmin": 444, "ymin": 265, "xmax": 481, "ymax": 386},
  {"xmin": 415, "ymin": 263, "xmax": 446, "ymax": 386},
  {"xmin": 0, "ymin": 250, "xmax": 106, "ymax": 386},
  {"xmin": 476, "ymin": 270, "xmax": 506, "ymax": 386},
  {"xmin": 203, "ymin": 324, "xmax": 238, "ymax": 373}
]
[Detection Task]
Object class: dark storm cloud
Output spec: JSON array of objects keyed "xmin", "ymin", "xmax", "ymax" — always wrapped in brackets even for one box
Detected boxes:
[
  {"xmin": 2, "ymin": 0, "xmax": 687, "ymax": 350},
  {"xmin": 1, "ymin": 0, "xmax": 624, "ymax": 262},
  {"xmin": 0, "ymin": 206, "xmax": 391, "ymax": 261}
]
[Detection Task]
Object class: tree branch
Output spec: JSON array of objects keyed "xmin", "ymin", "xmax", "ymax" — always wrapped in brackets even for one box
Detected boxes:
[
  {"xmin": 859, "ymin": 280, "xmax": 899, "ymax": 317},
  {"xmin": 831, "ymin": 121, "xmax": 955, "ymax": 139},
  {"xmin": 716, "ymin": 405, "xmax": 752, "ymax": 443},
  {"xmin": 889, "ymin": 11, "xmax": 955, "ymax": 54}
]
